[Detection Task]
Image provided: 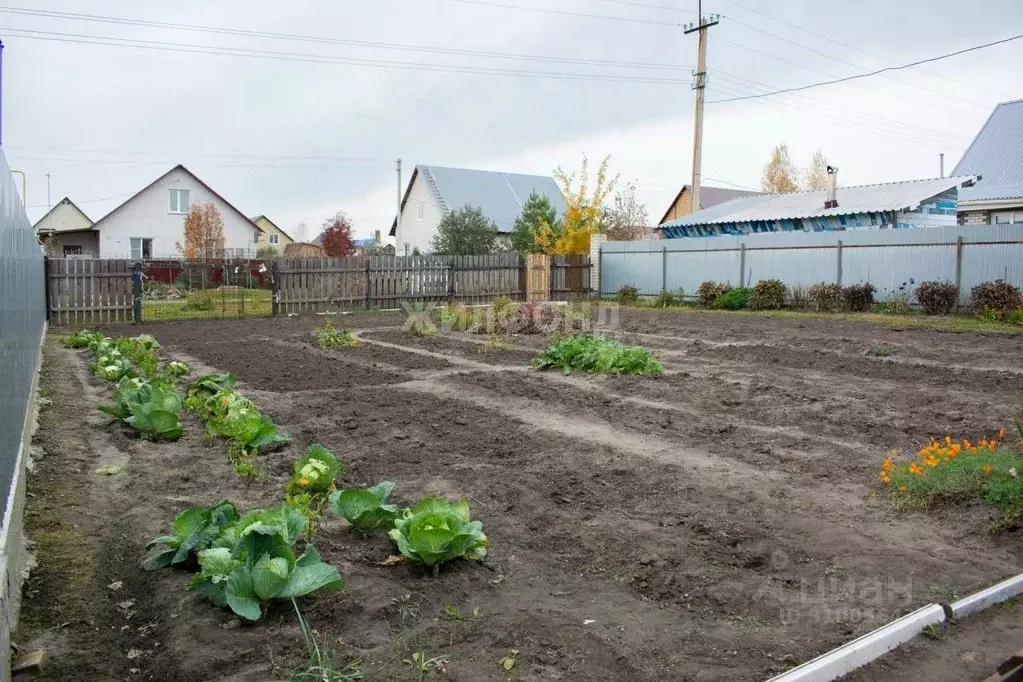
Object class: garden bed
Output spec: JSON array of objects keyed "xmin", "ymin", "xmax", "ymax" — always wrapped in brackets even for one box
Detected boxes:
[{"xmin": 17, "ymin": 310, "xmax": 1023, "ymax": 681}]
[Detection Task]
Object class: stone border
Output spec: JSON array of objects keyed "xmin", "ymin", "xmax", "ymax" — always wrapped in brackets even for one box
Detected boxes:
[{"xmin": 0, "ymin": 327, "xmax": 45, "ymax": 682}]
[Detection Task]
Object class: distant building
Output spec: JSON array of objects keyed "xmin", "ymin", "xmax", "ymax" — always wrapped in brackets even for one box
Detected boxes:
[
  {"xmin": 89, "ymin": 165, "xmax": 260, "ymax": 259},
  {"xmin": 659, "ymin": 175, "xmax": 976, "ymax": 239},
  {"xmin": 952, "ymin": 98, "xmax": 1023, "ymax": 226},
  {"xmin": 389, "ymin": 165, "xmax": 566, "ymax": 254},
  {"xmin": 657, "ymin": 184, "xmax": 765, "ymax": 225},
  {"xmin": 33, "ymin": 197, "xmax": 97, "ymax": 257},
  {"xmin": 251, "ymin": 215, "xmax": 294, "ymax": 254}
]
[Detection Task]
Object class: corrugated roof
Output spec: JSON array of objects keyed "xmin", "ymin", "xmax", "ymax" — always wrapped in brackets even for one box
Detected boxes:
[
  {"xmin": 951, "ymin": 98, "xmax": 1023, "ymax": 203},
  {"xmin": 417, "ymin": 164, "xmax": 566, "ymax": 233},
  {"xmin": 657, "ymin": 184, "xmax": 764, "ymax": 224},
  {"xmin": 659, "ymin": 176, "xmax": 976, "ymax": 229}
]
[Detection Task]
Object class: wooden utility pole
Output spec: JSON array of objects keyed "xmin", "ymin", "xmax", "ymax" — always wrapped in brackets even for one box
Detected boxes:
[{"xmin": 683, "ymin": 1, "xmax": 719, "ymax": 213}]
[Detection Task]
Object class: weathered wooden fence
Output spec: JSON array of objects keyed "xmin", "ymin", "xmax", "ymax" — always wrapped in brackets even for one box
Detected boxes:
[
  {"xmin": 46, "ymin": 258, "xmax": 134, "ymax": 325},
  {"xmin": 44, "ymin": 253, "xmax": 592, "ymax": 323},
  {"xmin": 276, "ymin": 253, "xmax": 588, "ymax": 314}
]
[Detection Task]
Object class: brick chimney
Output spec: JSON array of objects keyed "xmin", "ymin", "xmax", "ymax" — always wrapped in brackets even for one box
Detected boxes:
[
  {"xmin": 824, "ymin": 166, "xmax": 839, "ymax": 209},
  {"xmin": 374, "ymin": 229, "xmax": 381, "ymax": 245}
]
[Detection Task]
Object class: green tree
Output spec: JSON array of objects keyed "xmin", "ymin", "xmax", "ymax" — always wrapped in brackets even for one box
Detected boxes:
[
  {"xmin": 509, "ymin": 192, "xmax": 562, "ymax": 253},
  {"xmin": 430, "ymin": 205, "xmax": 499, "ymax": 255}
]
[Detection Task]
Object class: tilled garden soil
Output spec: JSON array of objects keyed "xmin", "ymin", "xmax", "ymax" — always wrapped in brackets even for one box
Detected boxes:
[{"xmin": 18, "ymin": 310, "xmax": 1023, "ymax": 682}]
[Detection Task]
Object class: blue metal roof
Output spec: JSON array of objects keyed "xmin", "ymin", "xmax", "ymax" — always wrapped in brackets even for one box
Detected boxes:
[
  {"xmin": 952, "ymin": 99, "xmax": 1023, "ymax": 203},
  {"xmin": 419, "ymin": 165, "xmax": 566, "ymax": 232},
  {"xmin": 353, "ymin": 237, "xmax": 377, "ymax": 248},
  {"xmin": 659, "ymin": 176, "xmax": 975, "ymax": 229}
]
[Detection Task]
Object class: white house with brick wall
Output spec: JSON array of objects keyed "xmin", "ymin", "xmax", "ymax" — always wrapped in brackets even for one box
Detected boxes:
[
  {"xmin": 952, "ymin": 99, "xmax": 1023, "ymax": 227},
  {"xmin": 89, "ymin": 165, "xmax": 262, "ymax": 259}
]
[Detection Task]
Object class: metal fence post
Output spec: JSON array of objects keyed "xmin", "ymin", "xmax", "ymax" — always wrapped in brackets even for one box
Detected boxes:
[
  {"xmin": 954, "ymin": 236, "xmax": 964, "ymax": 310},
  {"xmin": 271, "ymin": 261, "xmax": 280, "ymax": 317},
  {"xmin": 836, "ymin": 240, "xmax": 844, "ymax": 285},
  {"xmin": 661, "ymin": 245, "xmax": 668, "ymax": 292},
  {"xmin": 132, "ymin": 261, "xmax": 143, "ymax": 324},
  {"xmin": 739, "ymin": 243, "xmax": 746, "ymax": 288}
]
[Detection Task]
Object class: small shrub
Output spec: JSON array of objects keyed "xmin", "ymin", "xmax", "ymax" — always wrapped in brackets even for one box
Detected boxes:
[
  {"xmin": 312, "ymin": 321, "xmax": 359, "ymax": 349},
  {"xmin": 651, "ymin": 288, "xmax": 684, "ymax": 308},
  {"xmin": 865, "ymin": 343, "xmax": 893, "ymax": 357},
  {"xmin": 880, "ymin": 433, "xmax": 1023, "ymax": 530},
  {"xmin": 714, "ymin": 287, "xmax": 752, "ymax": 310},
  {"xmin": 971, "ymin": 280, "xmax": 1023, "ymax": 320},
  {"xmin": 788, "ymin": 285, "xmax": 808, "ymax": 310},
  {"xmin": 403, "ymin": 302, "xmax": 437, "ymax": 337},
  {"xmin": 842, "ymin": 283, "xmax": 876, "ymax": 313},
  {"xmin": 533, "ymin": 334, "xmax": 663, "ymax": 375},
  {"xmin": 749, "ymin": 279, "xmax": 785, "ymax": 310},
  {"xmin": 915, "ymin": 281, "xmax": 958, "ymax": 315},
  {"xmin": 616, "ymin": 285, "xmax": 639, "ymax": 305},
  {"xmin": 1008, "ymin": 308, "xmax": 1023, "ymax": 326},
  {"xmin": 880, "ymin": 290, "xmax": 911, "ymax": 315},
  {"xmin": 698, "ymin": 281, "xmax": 731, "ymax": 308},
  {"xmin": 808, "ymin": 283, "xmax": 843, "ymax": 312}
]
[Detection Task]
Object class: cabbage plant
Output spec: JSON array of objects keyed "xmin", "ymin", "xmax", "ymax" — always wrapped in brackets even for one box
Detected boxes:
[
  {"xmin": 388, "ymin": 497, "xmax": 489, "ymax": 567},
  {"xmin": 99, "ymin": 377, "xmax": 184, "ymax": 441},
  {"xmin": 329, "ymin": 481, "xmax": 400, "ymax": 533},
  {"xmin": 142, "ymin": 499, "xmax": 239, "ymax": 570},
  {"xmin": 206, "ymin": 392, "xmax": 290, "ymax": 455},
  {"xmin": 166, "ymin": 361, "xmax": 190, "ymax": 378},
  {"xmin": 188, "ymin": 504, "xmax": 342, "ymax": 621}
]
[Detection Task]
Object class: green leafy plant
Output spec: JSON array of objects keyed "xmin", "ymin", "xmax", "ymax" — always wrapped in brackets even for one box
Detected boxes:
[
  {"xmin": 698, "ymin": 281, "xmax": 731, "ymax": 308},
  {"xmin": 312, "ymin": 321, "xmax": 360, "ymax": 349},
  {"xmin": 865, "ymin": 343, "xmax": 893, "ymax": 358},
  {"xmin": 915, "ymin": 281, "xmax": 958, "ymax": 315},
  {"xmin": 404, "ymin": 652, "xmax": 448, "ymax": 682},
  {"xmin": 808, "ymin": 282, "xmax": 843, "ymax": 312},
  {"xmin": 329, "ymin": 481, "xmax": 400, "ymax": 533},
  {"xmin": 142, "ymin": 499, "xmax": 240, "ymax": 570},
  {"xmin": 616, "ymin": 285, "xmax": 639, "ymax": 305},
  {"xmin": 286, "ymin": 445, "xmax": 345, "ymax": 539},
  {"xmin": 65, "ymin": 330, "xmax": 101, "ymax": 349},
  {"xmin": 206, "ymin": 391, "xmax": 291, "ymax": 455},
  {"xmin": 98, "ymin": 377, "xmax": 185, "ymax": 441},
  {"xmin": 788, "ymin": 285, "xmax": 808, "ymax": 310},
  {"xmin": 533, "ymin": 334, "xmax": 663, "ymax": 375},
  {"xmin": 842, "ymin": 283, "xmax": 876, "ymax": 312},
  {"xmin": 437, "ymin": 303, "xmax": 478, "ymax": 332},
  {"xmin": 749, "ymin": 279, "xmax": 786, "ymax": 310},
  {"xmin": 403, "ymin": 302, "xmax": 438, "ymax": 337},
  {"xmin": 187, "ymin": 504, "xmax": 342, "ymax": 621},
  {"xmin": 650, "ymin": 288, "xmax": 684, "ymax": 308},
  {"xmin": 388, "ymin": 497, "xmax": 489, "ymax": 568},
  {"xmin": 166, "ymin": 361, "xmax": 191, "ymax": 378},
  {"xmin": 714, "ymin": 287, "xmax": 752, "ymax": 310}
]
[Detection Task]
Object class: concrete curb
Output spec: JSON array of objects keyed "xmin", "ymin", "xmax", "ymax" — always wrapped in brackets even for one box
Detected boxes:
[
  {"xmin": 949, "ymin": 573, "xmax": 1023, "ymax": 620},
  {"xmin": 764, "ymin": 604, "xmax": 946, "ymax": 682}
]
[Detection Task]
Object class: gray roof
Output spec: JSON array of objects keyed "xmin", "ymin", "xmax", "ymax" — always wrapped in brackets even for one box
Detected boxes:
[
  {"xmin": 952, "ymin": 99, "xmax": 1023, "ymax": 203},
  {"xmin": 390, "ymin": 164, "xmax": 566, "ymax": 234},
  {"xmin": 657, "ymin": 184, "xmax": 764, "ymax": 224},
  {"xmin": 660, "ymin": 176, "xmax": 977, "ymax": 229}
]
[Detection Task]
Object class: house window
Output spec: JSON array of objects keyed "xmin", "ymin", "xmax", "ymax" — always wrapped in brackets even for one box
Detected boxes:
[
  {"xmin": 417, "ymin": 202, "xmax": 424, "ymax": 221},
  {"xmin": 63, "ymin": 245, "xmax": 83, "ymax": 257},
  {"xmin": 993, "ymin": 212, "xmax": 1023, "ymax": 225},
  {"xmin": 169, "ymin": 189, "xmax": 190, "ymax": 214},
  {"xmin": 130, "ymin": 237, "xmax": 153, "ymax": 260},
  {"xmin": 269, "ymin": 233, "xmax": 280, "ymax": 246}
]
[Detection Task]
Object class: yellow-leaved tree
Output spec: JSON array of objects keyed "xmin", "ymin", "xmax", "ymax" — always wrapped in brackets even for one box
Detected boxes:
[{"xmin": 535, "ymin": 154, "xmax": 618, "ymax": 255}]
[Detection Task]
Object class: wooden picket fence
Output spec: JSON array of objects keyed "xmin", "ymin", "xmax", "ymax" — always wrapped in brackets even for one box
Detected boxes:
[
  {"xmin": 46, "ymin": 258, "xmax": 134, "ymax": 325},
  {"xmin": 276, "ymin": 252, "xmax": 588, "ymax": 314}
]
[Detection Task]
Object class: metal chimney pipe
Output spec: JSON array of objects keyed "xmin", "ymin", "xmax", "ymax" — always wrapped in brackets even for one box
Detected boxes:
[
  {"xmin": 940, "ymin": 153, "xmax": 945, "ymax": 178},
  {"xmin": 825, "ymin": 165, "xmax": 838, "ymax": 209}
]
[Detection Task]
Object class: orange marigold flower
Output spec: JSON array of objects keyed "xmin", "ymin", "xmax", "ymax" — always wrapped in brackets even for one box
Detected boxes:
[
  {"xmin": 899, "ymin": 485, "xmax": 908, "ymax": 492},
  {"xmin": 998, "ymin": 428, "xmax": 1006, "ymax": 441},
  {"xmin": 926, "ymin": 456, "xmax": 940, "ymax": 467},
  {"xmin": 298, "ymin": 478, "xmax": 311, "ymax": 487},
  {"xmin": 944, "ymin": 435, "xmax": 952, "ymax": 446},
  {"xmin": 880, "ymin": 472, "xmax": 890, "ymax": 484},
  {"xmin": 964, "ymin": 438, "xmax": 973, "ymax": 449},
  {"xmin": 909, "ymin": 463, "xmax": 923, "ymax": 476},
  {"xmin": 983, "ymin": 464, "xmax": 992, "ymax": 474}
]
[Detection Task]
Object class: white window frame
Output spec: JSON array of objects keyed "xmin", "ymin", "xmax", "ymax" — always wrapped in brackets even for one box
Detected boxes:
[
  {"xmin": 130, "ymin": 237, "xmax": 153, "ymax": 260},
  {"xmin": 416, "ymin": 202, "xmax": 424, "ymax": 221},
  {"xmin": 169, "ymin": 188, "xmax": 190, "ymax": 214},
  {"xmin": 269, "ymin": 233, "xmax": 280, "ymax": 246}
]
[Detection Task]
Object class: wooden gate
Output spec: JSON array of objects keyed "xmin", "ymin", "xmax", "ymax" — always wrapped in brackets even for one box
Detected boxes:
[
  {"xmin": 525, "ymin": 254, "xmax": 550, "ymax": 302},
  {"xmin": 46, "ymin": 258, "xmax": 134, "ymax": 325},
  {"xmin": 550, "ymin": 255, "xmax": 591, "ymax": 301}
]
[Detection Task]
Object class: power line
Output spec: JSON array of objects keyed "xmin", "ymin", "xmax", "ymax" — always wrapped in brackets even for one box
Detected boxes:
[
  {"xmin": 0, "ymin": 27, "xmax": 692, "ymax": 84},
  {"xmin": 0, "ymin": 5, "xmax": 690, "ymax": 71},
  {"xmin": 442, "ymin": 0, "xmax": 676, "ymax": 25},
  {"xmin": 702, "ymin": 176, "xmax": 759, "ymax": 191},
  {"xmin": 708, "ymin": 32, "xmax": 1023, "ymax": 104},
  {"xmin": 717, "ymin": 0, "xmax": 1018, "ymax": 100},
  {"xmin": 26, "ymin": 193, "xmax": 129, "ymax": 209}
]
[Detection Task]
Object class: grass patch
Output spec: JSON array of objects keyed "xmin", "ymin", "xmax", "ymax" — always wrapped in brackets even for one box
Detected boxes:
[
  {"xmin": 143, "ymin": 288, "xmax": 272, "ymax": 321},
  {"xmin": 532, "ymin": 334, "xmax": 663, "ymax": 375},
  {"xmin": 312, "ymin": 321, "xmax": 360, "ymax": 349},
  {"xmin": 864, "ymin": 343, "xmax": 893, "ymax": 357},
  {"xmin": 880, "ymin": 433, "xmax": 1023, "ymax": 530}
]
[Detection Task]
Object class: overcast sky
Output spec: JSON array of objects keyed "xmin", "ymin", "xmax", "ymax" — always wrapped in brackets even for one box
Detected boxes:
[{"xmin": 5, "ymin": 0, "xmax": 1022, "ymax": 239}]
